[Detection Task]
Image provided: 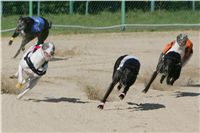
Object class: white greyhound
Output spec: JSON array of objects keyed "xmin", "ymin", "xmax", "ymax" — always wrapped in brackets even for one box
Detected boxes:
[{"xmin": 10, "ymin": 42, "xmax": 55, "ymax": 99}]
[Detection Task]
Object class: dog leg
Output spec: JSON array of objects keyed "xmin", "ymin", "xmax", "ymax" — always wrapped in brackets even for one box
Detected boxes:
[
  {"xmin": 10, "ymin": 72, "xmax": 18, "ymax": 79},
  {"xmin": 37, "ymin": 30, "xmax": 49, "ymax": 45},
  {"xmin": 13, "ymin": 48, "xmax": 22, "ymax": 59},
  {"xmin": 97, "ymin": 81, "xmax": 117, "ymax": 109},
  {"xmin": 143, "ymin": 71, "xmax": 158, "ymax": 93},
  {"xmin": 97, "ymin": 72, "xmax": 120, "ymax": 109},
  {"xmin": 120, "ymin": 86, "xmax": 129, "ymax": 100},
  {"xmin": 10, "ymin": 65, "xmax": 21, "ymax": 79},
  {"xmin": 170, "ymin": 78, "xmax": 175, "ymax": 85},
  {"xmin": 117, "ymin": 83, "xmax": 122, "ymax": 91},
  {"xmin": 166, "ymin": 76, "xmax": 172, "ymax": 85},
  {"xmin": 119, "ymin": 85, "xmax": 133, "ymax": 100},
  {"xmin": 16, "ymin": 65, "xmax": 24, "ymax": 89},
  {"xmin": 13, "ymin": 36, "xmax": 35, "ymax": 58},
  {"xmin": 17, "ymin": 88, "xmax": 30, "ymax": 99},
  {"xmin": 160, "ymin": 75, "xmax": 166, "ymax": 84},
  {"xmin": 17, "ymin": 77, "xmax": 40, "ymax": 99},
  {"xmin": 9, "ymin": 29, "xmax": 20, "ymax": 45}
]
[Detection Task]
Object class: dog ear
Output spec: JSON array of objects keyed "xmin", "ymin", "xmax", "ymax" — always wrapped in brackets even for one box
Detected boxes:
[{"xmin": 24, "ymin": 17, "xmax": 32, "ymax": 24}]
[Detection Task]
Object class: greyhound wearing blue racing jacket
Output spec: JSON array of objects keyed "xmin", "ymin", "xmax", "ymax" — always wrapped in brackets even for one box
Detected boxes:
[{"xmin": 8, "ymin": 16, "xmax": 52, "ymax": 58}]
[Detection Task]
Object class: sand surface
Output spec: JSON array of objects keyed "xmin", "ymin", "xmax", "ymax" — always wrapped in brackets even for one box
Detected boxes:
[{"xmin": 1, "ymin": 31, "xmax": 200, "ymax": 132}]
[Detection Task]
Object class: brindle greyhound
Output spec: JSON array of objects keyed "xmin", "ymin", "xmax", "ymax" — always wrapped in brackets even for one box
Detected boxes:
[
  {"xmin": 8, "ymin": 16, "xmax": 52, "ymax": 58},
  {"xmin": 142, "ymin": 51, "xmax": 182, "ymax": 93},
  {"xmin": 97, "ymin": 55, "xmax": 140, "ymax": 109}
]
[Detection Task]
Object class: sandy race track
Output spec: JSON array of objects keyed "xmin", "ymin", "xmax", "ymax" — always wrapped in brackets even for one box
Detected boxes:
[{"xmin": 1, "ymin": 31, "xmax": 200, "ymax": 132}]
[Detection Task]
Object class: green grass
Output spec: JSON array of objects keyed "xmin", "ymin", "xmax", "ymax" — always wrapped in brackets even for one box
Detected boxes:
[
  {"xmin": 1, "ymin": 10, "xmax": 200, "ymax": 36},
  {"xmin": 126, "ymin": 10, "xmax": 200, "ymax": 24}
]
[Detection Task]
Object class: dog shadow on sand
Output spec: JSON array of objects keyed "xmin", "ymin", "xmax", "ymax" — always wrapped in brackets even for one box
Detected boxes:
[
  {"xmin": 105, "ymin": 102, "xmax": 166, "ymax": 111},
  {"xmin": 25, "ymin": 97, "xmax": 89, "ymax": 104},
  {"xmin": 126, "ymin": 102, "xmax": 166, "ymax": 111},
  {"xmin": 174, "ymin": 91, "xmax": 200, "ymax": 98}
]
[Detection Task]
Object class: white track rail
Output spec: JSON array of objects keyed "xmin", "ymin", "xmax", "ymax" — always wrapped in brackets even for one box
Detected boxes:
[{"xmin": 1, "ymin": 23, "xmax": 200, "ymax": 32}]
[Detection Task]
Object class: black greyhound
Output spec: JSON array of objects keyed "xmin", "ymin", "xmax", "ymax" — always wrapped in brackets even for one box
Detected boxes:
[
  {"xmin": 97, "ymin": 55, "xmax": 140, "ymax": 109},
  {"xmin": 143, "ymin": 51, "xmax": 182, "ymax": 93},
  {"xmin": 8, "ymin": 16, "xmax": 52, "ymax": 58}
]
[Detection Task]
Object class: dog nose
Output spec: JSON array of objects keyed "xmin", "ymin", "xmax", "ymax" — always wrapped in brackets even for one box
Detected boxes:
[{"xmin": 50, "ymin": 51, "xmax": 54, "ymax": 56}]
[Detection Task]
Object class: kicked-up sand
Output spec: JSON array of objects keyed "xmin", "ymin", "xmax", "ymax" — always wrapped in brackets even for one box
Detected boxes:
[{"xmin": 1, "ymin": 31, "xmax": 200, "ymax": 132}]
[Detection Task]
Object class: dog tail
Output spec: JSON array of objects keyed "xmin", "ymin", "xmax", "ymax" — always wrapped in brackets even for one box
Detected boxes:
[{"xmin": 48, "ymin": 21, "xmax": 52, "ymax": 29}]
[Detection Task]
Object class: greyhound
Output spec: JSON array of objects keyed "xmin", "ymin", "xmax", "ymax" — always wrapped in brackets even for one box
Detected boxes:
[
  {"xmin": 143, "ymin": 51, "xmax": 181, "ymax": 93},
  {"xmin": 8, "ymin": 16, "xmax": 52, "ymax": 58},
  {"xmin": 10, "ymin": 42, "xmax": 55, "ymax": 99},
  {"xmin": 97, "ymin": 55, "xmax": 140, "ymax": 109}
]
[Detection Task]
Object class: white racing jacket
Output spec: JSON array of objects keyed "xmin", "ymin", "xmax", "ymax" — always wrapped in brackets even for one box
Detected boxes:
[
  {"xmin": 20, "ymin": 45, "xmax": 48, "ymax": 76},
  {"xmin": 166, "ymin": 41, "xmax": 186, "ymax": 61},
  {"xmin": 117, "ymin": 55, "xmax": 139, "ymax": 70}
]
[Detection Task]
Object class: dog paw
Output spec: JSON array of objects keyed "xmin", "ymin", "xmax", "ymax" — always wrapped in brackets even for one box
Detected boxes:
[
  {"xmin": 22, "ymin": 47, "xmax": 25, "ymax": 51},
  {"xmin": 9, "ymin": 75, "xmax": 17, "ymax": 79},
  {"xmin": 117, "ymin": 85, "xmax": 122, "ymax": 91},
  {"xmin": 16, "ymin": 83, "xmax": 23, "ymax": 89},
  {"xmin": 119, "ymin": 93, "xmax": 125, "ymax": 100},
  {"xmin": 142, "ymin": 89, "xmax": 148, "ymax": 93},
  {"xmin": 8, "ymin": 40, "xmax": 13, "ymax": 45},
  {"xmin": 160, "ymin": 75, "xmax": 165, "ymax": 84},
  {"xmin": 97, "ymin": 102, "xmax": 105, "ymax": 110}
]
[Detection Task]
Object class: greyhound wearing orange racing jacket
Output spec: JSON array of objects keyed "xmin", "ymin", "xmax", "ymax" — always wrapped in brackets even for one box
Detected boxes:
[{"xmin": 143, "ymin": 33, "xmax": 193, "ymax": 93}]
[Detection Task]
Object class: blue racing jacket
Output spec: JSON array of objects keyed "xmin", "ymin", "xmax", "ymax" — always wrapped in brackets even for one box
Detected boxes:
[{"xmin": 31, "ymin": 17, "xmax": 45, "ymax": 33}]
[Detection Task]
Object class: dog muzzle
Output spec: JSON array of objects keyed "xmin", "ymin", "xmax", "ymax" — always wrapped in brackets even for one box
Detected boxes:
[{"xmin": 44, "ymin": 51, "xmax": 53, "ymax": 61}]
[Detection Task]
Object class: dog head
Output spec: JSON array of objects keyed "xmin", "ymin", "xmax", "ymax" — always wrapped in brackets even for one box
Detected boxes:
[
  {"xmin": 16, "ymin": 16, "xmax": 32, "ymax": 32},
  {"xmin": 42, "ymin": 42, "xmax": 55, "ymax": 61}
]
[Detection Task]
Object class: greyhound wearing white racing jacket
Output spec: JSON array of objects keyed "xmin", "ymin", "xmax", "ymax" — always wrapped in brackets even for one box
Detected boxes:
[
  {"xmin": 10, "ymin": 42, "xmax": 55, "ymax": 99},
  {"xmin": 97, "ymin": 55, "xmax": 140, "ymax": 109},
  {"xmin": 117, "ymin": 55, "xmax": 139, "ymax": 70}
]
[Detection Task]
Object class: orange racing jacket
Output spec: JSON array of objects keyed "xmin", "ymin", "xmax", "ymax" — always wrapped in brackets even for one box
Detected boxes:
[{"xmin": 162, "ymin": 39, "xmax": 193, "ymax": 63}]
